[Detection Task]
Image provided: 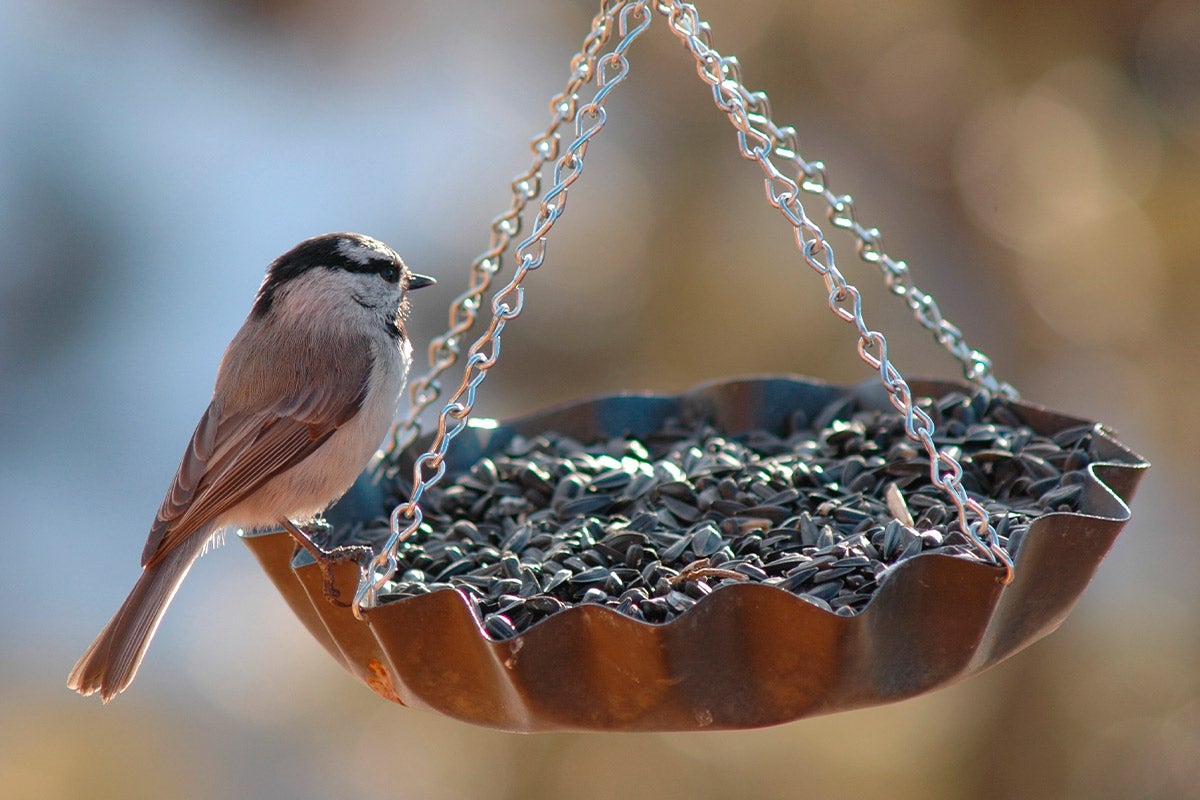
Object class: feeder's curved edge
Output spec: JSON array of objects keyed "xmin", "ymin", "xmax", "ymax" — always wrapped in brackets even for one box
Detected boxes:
[{"xmin": 1078, "ymin": 425, "xmax": 1150, "ymax": 515}]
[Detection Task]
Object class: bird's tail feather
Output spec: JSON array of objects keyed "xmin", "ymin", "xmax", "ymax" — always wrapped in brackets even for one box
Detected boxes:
[{"xmin": 68, "ymin": 530, "xmax": 209, "ymax": 702}]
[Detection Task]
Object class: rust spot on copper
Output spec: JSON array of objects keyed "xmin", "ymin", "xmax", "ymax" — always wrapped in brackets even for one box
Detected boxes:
[{"xmin": 365, "ymin": 658, "xmax": 402, "ymax": 705}]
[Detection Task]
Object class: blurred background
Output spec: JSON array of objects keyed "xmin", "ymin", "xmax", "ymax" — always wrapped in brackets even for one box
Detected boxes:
[{"xmin": 1, "ymin": 0, "xmax": 1196, "ymax": 797}]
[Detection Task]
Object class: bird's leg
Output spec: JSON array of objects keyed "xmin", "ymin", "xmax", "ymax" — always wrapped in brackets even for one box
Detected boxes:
[{"xmin": 277, "ymin": 518, "xmax": 370, "ymax": 607}]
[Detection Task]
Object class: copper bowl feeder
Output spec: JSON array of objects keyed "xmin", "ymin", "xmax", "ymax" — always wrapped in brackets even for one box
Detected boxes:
[{"xmin": 241, "ymin": 376, "xmax": 1147, "ymax": 731}]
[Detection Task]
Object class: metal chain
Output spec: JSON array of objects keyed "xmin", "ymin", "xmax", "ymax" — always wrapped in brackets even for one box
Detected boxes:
[
  {"xmin": 655, "ymin": 0, "xmax": 1013, "ymax": 579},
  {"xmin": 385, "ymin": 0, "xmax": 636, "ymax": 460},
  {"xmin": 354, "ymin": 1, "xmax": 654, "ymax": 616},
  {"xmin": 356, "ymin": 0, "xmax": 1015, "ymax": 614},
  {"xmin": 737, "ymin": 85, "xmax": 1017, "ymax": 399}
]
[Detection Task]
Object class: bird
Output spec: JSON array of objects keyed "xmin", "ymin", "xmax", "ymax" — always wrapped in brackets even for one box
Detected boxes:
[{"xmin": 68, "ymin": 232, "xmax": 434, "ymax": 702}]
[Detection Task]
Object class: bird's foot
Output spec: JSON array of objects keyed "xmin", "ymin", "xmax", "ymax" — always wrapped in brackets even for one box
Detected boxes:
[{"xmin": 278, "ymin": 519, "xmax": 372, "ymax": 608}]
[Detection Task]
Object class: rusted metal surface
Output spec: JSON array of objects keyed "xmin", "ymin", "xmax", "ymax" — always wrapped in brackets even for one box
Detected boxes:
[{"xmin": 240, "ymin": 376, "xmax": 1148, "ymax": 731}]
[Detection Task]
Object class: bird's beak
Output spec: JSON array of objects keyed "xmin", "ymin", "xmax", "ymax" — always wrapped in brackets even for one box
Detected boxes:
[{"xmin": 407, "ymin": 273, "xmax": 436, "ymax": 290}]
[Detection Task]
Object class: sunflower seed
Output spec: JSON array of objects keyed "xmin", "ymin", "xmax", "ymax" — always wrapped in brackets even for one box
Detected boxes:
[{"xmin": 345, "ymin": 388, "xmax": 1102, "ymax": 637}]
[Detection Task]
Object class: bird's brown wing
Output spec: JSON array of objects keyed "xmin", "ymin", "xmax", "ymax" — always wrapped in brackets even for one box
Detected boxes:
[{"xmin": 141, "ymin": 337, "xmax": 372, "ymax": 568}]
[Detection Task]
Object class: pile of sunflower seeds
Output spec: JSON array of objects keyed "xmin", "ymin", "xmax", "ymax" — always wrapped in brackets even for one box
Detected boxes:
[{"xmin": 348, "ymin": 391, "xmax": 1097, "ymax": 638}]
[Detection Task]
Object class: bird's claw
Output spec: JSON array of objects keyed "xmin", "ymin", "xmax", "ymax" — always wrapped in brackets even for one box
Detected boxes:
[{"xmin": 278, "ymin": 519, "xmax": 372, "ymax": 608}]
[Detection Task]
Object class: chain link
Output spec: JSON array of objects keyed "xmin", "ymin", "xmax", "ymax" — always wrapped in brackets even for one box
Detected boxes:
[
  {"xmin": 354, "ymin": 1, "xmax": 654, "ymax": 616},
  {"xmin": 655, "ymin": 0, "xmax": 1012, "ymax": 579},
  {"xmin": 744, "ymin": 90, "xmax": 1017, "ymax": 399},
  {"xmin": 385, "ymin": 0, "xmax": 635, "ymax": 460}
]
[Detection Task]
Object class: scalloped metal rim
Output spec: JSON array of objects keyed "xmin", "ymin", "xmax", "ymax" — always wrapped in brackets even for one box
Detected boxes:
[{"xmin": 240, "ymin": 375, "xmax": 1148, "ymax": 731}]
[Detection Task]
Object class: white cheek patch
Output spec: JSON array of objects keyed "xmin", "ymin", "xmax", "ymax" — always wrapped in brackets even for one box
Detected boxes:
[{"xmin": 351, "ymin": 272, "xmax": 399, "ymax": 306}]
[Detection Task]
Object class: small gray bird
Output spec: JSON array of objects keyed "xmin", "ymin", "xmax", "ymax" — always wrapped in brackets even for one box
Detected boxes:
[{"xmin": 68, "ymin": 232, "xmax": 434, "ymax": 702}]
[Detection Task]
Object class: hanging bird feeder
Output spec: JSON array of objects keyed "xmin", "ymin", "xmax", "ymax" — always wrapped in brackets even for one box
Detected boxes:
[{"xmin": 240, "ymin": 0, "xmax": 1148, "ymax": 731}]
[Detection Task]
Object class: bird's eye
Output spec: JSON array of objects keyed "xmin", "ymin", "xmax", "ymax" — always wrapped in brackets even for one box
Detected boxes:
[{"xmin": 380, "ymin": 265, "xmax": 399, "ymax": 283}]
